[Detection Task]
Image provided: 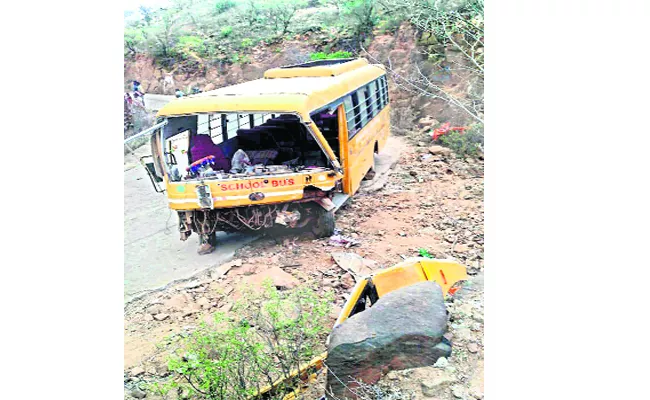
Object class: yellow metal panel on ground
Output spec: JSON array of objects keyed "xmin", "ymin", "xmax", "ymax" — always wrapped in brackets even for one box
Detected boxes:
[
  {"xmin": 419, "ymin": 259, "xmax": 469, "ymax": 296},
  {"xmin": 371, "ymin": 262, "xmax": 428, "ymax": 298},
  {"xmin": 334, "ymin": 278, "xmax": 368, "ymax": 327}
]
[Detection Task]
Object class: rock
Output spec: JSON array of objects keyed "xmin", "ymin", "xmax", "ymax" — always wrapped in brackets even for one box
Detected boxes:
[
  {"xmin": 467, "ymin": 342, "xmax": 479, "ymax": 353},
  {"xmin": 417, "ymin": 141, "xmax": 427, "ymax": 147},
  {"xmin": 242, "ymin": 266, "xmax": 299, "ymax": 290},
  {"xmin": 183, "ymin": 280, "xmax": 202, "ymax": 289},
  {"xmin": 210, "ymin": 259, "xmax": 242, "ymax": 280},
  {"xmin": 434, "ymin": 357, "xmax": 448, "ymax": 368},
  {"xmin": 143, "ymin": 314, "xmax": 153, "ymax": 321},
  {"xmin": 455, "ymin": 244, "xmax": 471, "ymax": 253},
  {"xmin": 196, "ymin": 297, "xmax": 211, "ymax": 308},
  {"xmin": 326, "ymin": 281, "xmax": 451, "ymax": 399},
  {"xmin": 153, "ymin": 313, "xmax": 169, "ymax": 321},
  {"xmin": 418, "ymin": 116, "xmax": 439, "ymax": 128},
  {"xmin": 146, "ymin": 304, "xmax": 163, "ymax": 315},
  {"xmin": 331, "ymin": 252, "xmax": 374, "ymax": 279},
  {"xmin": 421, "ymin": 371, "xmax": 457, "ymax": 397},
  {"xmin": 452, "ymin": 385, "xmax": 467, "ymax": 399},
  {"xmin": 203, "ymin": 83, "xmax": 216, "ymax": 92},
  {"xmin": 131, "ymin": 366, "xmax": 145, "ymax": 377},
  {"xmin": 181, "ymin": 308, "xmax": 197, "ymax": 317},
  {"xmin": 428, "ymin": 145, "xmax": 451, "ymax": 156},
  {"xmin": 340, "ymin": 272, "xmax": 355, "ymax": 289},
  {"xmin": 409, "ymin": 170, "xmax": 418, "ymax": 177},
  {"xmin": 164, "ymin": 294, "xmax": 190, "ymax": 311},
  {"xmin": 131, "ymin": 387, "xmax": 147, "ymax": 399}
]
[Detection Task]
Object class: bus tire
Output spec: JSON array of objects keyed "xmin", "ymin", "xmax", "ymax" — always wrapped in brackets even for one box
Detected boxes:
[{"xmin": 312, "ymin": 208, "xmax": 336, "ymax": 238}]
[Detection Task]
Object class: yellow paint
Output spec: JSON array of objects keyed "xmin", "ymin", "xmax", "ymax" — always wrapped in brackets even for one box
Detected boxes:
[
  {"xmin": 156, "ymin": 58, "xmax": 389, "ymax": 211},
  {"xmin": 264, "ymin": 58, "xmax": 370, "ymax": 78},
  {"xmin": 334, "ymin": 278, "xmax": 368, "ymax": 327}
]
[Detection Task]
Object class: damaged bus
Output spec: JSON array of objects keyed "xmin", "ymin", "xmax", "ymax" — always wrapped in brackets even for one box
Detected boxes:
[{"xmin": 144, "ymin": 58, "xmax": 390, "ymax": 254}]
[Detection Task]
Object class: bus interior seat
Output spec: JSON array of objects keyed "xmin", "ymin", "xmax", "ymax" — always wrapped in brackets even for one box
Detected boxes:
[{"xmin": 190, "ymin": 135, "xmax": 231, "ymax": 172}]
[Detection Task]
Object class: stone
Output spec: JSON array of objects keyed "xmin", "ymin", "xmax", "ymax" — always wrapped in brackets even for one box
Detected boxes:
[
  {"xmin": 242, "ymin": 266, "xmax": 299, "ymax": 290},
  {"xmin": 143, "ymin": 314, "xmax": 153, "ymax": 321},
  {"xmin": 418, "ymin": 116, "xmax": 439, "ymax": 128},
  {"xmin": 428, "ymin": 145, "xmax": 452, "ymax": 156},
  {"xmin": 326, "ymin": 281, "xmax": 451, "ymax": 399},
  {"xmin": 331, "ymin": 252, "xmax": 374, "ymax": 279},
  {"xmin": 434, "ymin": 357, "xmax": 449, "ymax": 368},
  {"xmin": 164, "ymin": 294, "xmax": 190, "ymax": 311},
  {"xmin": 131, "ymin": 366, "xmax": 145, "ymax": 377},
  {"xmin": 421, "ymin": 371, "xmax": 457, "ymax": 397},
  {"xmin": 467, "ymin": 342, "xmax": 479, "ymax": 353},
  {"xmin": 196, "ymin": 297, "xmax": 211, "ymax": 308},
  {"xmin": 452, "ymin": 385, "xmax": 467, "ymax": 399},
  {"xmin": 131, "ymin": 387, "xmax": 147, "ymax": 399},
  {"xmin": 146, "ymin": 304, "xmax": 163, "ymax": 315},
  {"xmin": 153, "ymin": 313, "xmax": 169, "ymax": 321},
  {"xmin": 340, "ymin": 272, "xmax": 355, "ymax": 289}
]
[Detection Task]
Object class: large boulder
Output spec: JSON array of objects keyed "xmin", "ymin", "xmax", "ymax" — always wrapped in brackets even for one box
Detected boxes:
[{"xmin": 326, "ymin": 281, "xmax": 451, "ymax": 399}]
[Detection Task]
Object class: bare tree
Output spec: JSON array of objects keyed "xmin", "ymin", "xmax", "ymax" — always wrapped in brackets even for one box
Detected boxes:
[{"xmin": 374, "ymin": 0, "xmax": 484, "ymax": 123}]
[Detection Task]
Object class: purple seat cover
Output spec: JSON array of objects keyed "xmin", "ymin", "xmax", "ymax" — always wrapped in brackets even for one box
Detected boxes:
[{"xmin": 190, "ymin": 135, "xmax": 231, "ymax": 172}]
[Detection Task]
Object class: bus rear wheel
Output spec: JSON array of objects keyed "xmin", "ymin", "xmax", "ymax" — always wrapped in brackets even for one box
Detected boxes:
[{"xmin": 311, "ymin": 207, "xmax": 336, "ymax": 238}]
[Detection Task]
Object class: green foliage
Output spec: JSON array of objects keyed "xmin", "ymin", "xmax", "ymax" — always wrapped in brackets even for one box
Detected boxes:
[
  {"xmin": 341, "ymin": 0, "xmax": 378, "ymax": 37},
  {"xmin": 214, "ymin": 0, "xmax": 236, "ymax": 14},
  {"xmin": 240, "ymin": 38, "xmax": 254, "ymax": 48},
  {"xmin": 157, "ymin": 281, "xmax": 334, "ymax": 399},
  {"xmin": 309, "ymin": 50, "xmax": 352, "ymax": 60},
  {"xmin": 437, "ymin": 124, "xmax": 484, "ymax": 158},
  {"xmin": 220, "ymin": 26, "xmax": 233, "ymax": 37}
]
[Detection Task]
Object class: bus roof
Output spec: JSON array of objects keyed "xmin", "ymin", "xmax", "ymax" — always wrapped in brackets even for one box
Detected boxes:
[{"xmin": 156, "ymin": 58, "xmax": 385, "ymax": 118}]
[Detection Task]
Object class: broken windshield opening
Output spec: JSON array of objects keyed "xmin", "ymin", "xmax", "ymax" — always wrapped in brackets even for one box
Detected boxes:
[{"xmin": 161, "ymin": 112, "xmax": 335, "ymax": 182}]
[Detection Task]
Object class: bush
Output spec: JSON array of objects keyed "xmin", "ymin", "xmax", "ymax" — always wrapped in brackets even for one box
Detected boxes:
[
  {"xmin": 310, "ymin": 50, "xmax": 353, "ymax": 60},
  {"xmin": 437, "ymin": 123, "xmax": 484, "ymax": 158},
  {"xmin": 215, "ymin": 0, "xmax": 236, "ymax": 14},
  {"xmin": 155, "ymin": 281, "xmax": 334, "ymax": 399},
  {"xmin": 220, "ymin": 26, "xmax": 233, "ymax": 37}
]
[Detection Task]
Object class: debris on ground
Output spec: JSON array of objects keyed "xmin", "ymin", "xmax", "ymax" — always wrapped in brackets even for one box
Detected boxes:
[
  {"xmin": 328, "ymin": 230, "xmax": 360, "ymax": 248},
  {"xmin": 331, "ymin": 252, "xmax": 376, "ymax": 280},
  {"xmin": 123, "ymin": 138, "xmax": 484, "ymax": 400}
]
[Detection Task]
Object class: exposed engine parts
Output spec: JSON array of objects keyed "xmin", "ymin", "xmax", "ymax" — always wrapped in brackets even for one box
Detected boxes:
[{"xmin": 177, "ymin": 203, "xmax": 320, "ymax": 240}]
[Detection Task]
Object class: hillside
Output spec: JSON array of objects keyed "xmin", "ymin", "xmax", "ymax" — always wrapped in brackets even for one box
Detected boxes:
[{"xmin": 124, "ymin": 0, "xmax": 484, "ymax": 128}]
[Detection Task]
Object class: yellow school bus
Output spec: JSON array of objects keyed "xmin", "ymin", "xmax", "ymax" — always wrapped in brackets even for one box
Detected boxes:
[{"xmin": 145, "ymin": 58, "xmax": 390, "ymax": 254}]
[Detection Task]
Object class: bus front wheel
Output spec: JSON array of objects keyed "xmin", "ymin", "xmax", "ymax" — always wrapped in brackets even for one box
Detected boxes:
[{"xmin": 311, "ymin": 207, "xmax": 336, "ymax": 238}]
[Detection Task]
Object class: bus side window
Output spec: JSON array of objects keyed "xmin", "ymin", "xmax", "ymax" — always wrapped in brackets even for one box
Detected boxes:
[
  {"xmin": 209, "ymin": 113, "xmax": 224, "ymax": 144},
  {"xmin": 382, "ymin": 76, "xmax": 390, "ymax": 105},
  {"xmin": 343, "ymin": 96, "xmax": 357, "ymax": 136},
  {"xmin": 351, "ymin": 92, "xmax": 362, "ymax": 132},
  {"xmin": 374, "ymin": 78, "xmax": 384, "ymax": 109},
  {"xmin": 367, "ymin": 81, "xmax": 378, "ymax": 117},
  {"xmin": 226, "ymin": 113, "xmax": 239, "ymax": 138},
  {"xmin": 356, "ymin": 89, "xmax": 369, "ymax": 127}
]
